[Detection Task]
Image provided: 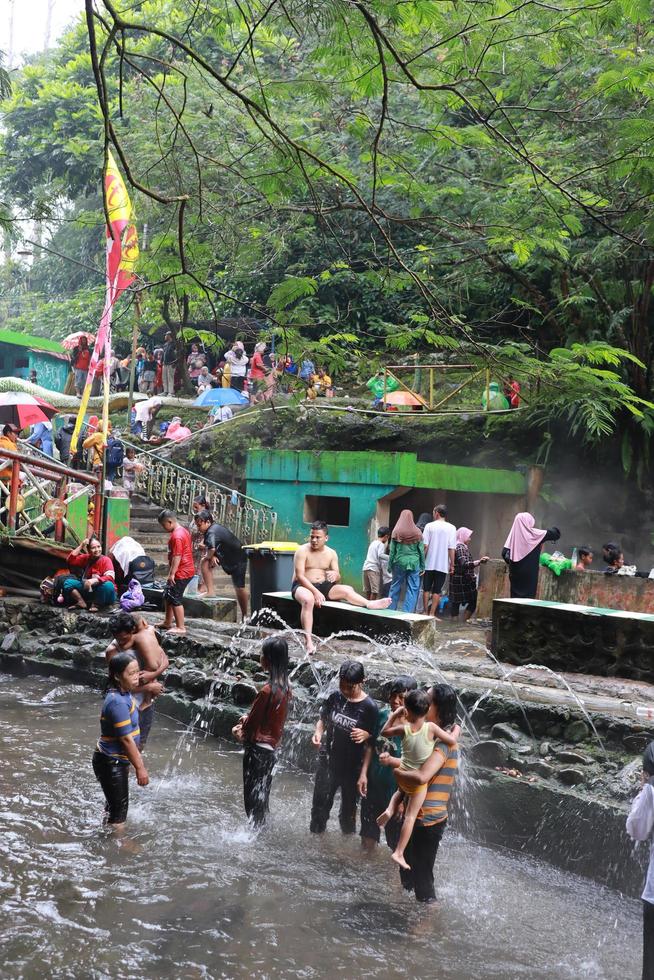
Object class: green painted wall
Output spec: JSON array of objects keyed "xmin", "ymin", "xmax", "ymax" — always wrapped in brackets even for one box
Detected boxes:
[
  {"xmin": 246, "ymin": 476, "xmax": 397, "ymax": 586},
  {"xmin": 0, "ymin": 343, "xmax": 69, "ymax": 393},
  {"xmin": 246, "ymin": 450, "xmax": 527, "ymax": 586},
  {"xmin": 248, "ymin": 450, "xmax": 523, "ymax": 495}
]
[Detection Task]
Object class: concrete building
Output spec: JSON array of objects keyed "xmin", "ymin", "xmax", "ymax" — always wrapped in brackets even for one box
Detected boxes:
[
  {"xmin": 0, "ymin": 329, "xmax": 69, "ymax": 391},
  {"xmin": 246, "ymin": 449, "xmax": 529, "ymax": 586}
]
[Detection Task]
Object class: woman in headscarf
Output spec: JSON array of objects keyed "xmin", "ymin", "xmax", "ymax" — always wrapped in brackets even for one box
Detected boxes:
[
  {"xmin": 627, "ymin": 740, "xmax": 654, "ymax": 980},
  {"xmin": 449, "ymin": 528, "xmax": 489, "ymax": 622},
  {"xmin": 196, "ymin": 365, "xmax": 212, "ymax": 394},
  {"xmin": 502, "ymin": 512, "xmax": 560, "ymax": 599},
  {"xmin": 416, "ymin": 513, "xmax": 431, "ymax": 533},
  {"xmin": 388, "ymin": 510, "xmax": 425, "ymax": 612}
]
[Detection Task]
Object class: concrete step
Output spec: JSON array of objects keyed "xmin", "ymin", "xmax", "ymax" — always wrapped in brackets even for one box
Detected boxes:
[{"xmin": 260, "ymin": 591, "xmax": 436, "ymax": 646}]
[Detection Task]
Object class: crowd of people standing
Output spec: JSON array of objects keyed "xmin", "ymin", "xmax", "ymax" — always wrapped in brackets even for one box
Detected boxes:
[
  {"xmin": 362, "ymin": 506, "xmax": 564, "ymax": 620},
  {"xmin": 68, "ymin": 332, "xmax": 334, "ymax": 407}
]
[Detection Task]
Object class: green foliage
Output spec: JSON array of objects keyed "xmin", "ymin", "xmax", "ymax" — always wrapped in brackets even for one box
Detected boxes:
[{"xmin": 2, "ymin": 0, "xmax": 654, "ymax": 470}]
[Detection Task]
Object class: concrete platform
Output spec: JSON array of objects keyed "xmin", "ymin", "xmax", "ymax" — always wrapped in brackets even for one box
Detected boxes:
[
  {"xmin": 259, "ymin": 590, "xmax": 436, "ymax": 643},
  {"xmin": 493, "ymin": 597, "xmax": 654, "ymax": 682},
  {"xmin": 142, "ymin": 585, "xmax": 237, "ymax": 622}
]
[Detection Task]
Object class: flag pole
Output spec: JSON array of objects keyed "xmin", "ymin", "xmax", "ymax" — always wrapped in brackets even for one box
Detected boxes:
[{"xmin": 126, "ymin": 290, "xmax": 141, "ymax": 428}]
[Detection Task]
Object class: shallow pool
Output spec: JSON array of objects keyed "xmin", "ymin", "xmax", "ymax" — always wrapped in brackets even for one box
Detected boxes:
[{"xmin": 0, "ymin": 674, "xmax": 642, "ymax": 979}]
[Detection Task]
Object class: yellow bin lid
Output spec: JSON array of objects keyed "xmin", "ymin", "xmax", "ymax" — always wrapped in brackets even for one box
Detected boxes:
[{"xmin": 246, "ymin": 541, "xmax": 301, "ymax": 552}]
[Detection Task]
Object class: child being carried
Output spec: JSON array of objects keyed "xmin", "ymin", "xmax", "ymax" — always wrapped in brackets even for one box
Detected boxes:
[{"xmin": 376, "ymin": 688, "xmax": 458, "ymax": 869}]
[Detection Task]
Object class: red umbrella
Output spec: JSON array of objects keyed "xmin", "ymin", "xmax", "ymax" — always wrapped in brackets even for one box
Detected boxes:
[
  {"xmin": 0, "ymin": 393, "xmax": 59, "ymax": 429},
  {"xmin": 62, "ymin": 331, "xmax": 95, "ymax": 351}
]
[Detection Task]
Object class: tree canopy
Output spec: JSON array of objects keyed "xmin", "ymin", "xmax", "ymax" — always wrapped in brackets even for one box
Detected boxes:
[{"xmin": 2, "ymin": 0, "xmax": 654, "ymax": 462}]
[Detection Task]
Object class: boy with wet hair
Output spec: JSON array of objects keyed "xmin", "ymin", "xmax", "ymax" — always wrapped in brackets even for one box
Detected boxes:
[
  {"xmin": 158, "ymin": 509, "xmax": 194, "ymax": 634},
  {"xmin": 378, "ymin": 688, "xmax": 458, "ymax": 869},
  {"xmin": 358, "ymin": 674, "xmax": 418, "ymax": 851},
  {"xmin": 310, "ymin": 659, "xmax": 378, "ymax": 835},
  {"xmin": 105, "ymin": 611, "xmax": 169, "ymax": 750}
]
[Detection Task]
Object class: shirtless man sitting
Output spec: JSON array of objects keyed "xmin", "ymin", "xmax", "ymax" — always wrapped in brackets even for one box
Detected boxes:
[
  {"xmin": 292, "ymin": 521, "xmax": 391, "ymax": 654},
  {"xmin": 106, "ymin": 611, "xmax": 169, "ymax": 750}
]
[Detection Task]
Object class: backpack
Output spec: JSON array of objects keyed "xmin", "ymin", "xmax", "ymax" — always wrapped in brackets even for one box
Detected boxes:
[
  {"xmin": 127, "ymin": 555, "xmax": 156, "ymax": 586},
  {"xmin": 107, "ymin": 437, "xmax": 124, "ymax": 469}
]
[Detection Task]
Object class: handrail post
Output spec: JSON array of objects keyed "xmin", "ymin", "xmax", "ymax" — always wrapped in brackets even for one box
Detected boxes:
[
  {"xmin": 54, "ymin": 477, "xmax": 66, "ymax": 543},
  {"xmin": 92, "ymin": 480, "xmax": 102, "ymax": 536},
  {"xmin": 485, "ymin": 367, "xmax": 490, "ymax": 412},
  {"xmin": 8, "ymin": 461, "xmax": 20, "ymax": 530}
]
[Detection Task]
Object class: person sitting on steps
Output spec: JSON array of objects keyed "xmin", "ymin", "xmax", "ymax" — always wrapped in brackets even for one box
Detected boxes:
[{"xmin": 291, "ymin": 521, "xmax": 391, "ymax": 654}]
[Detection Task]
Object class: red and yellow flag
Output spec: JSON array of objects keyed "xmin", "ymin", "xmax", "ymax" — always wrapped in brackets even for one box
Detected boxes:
[
  {"xmin": 71, "ymin": 150, "xmax": 138, "ymax": 453},
  {"xmin": 105, "ymin": 149, "xmax": 139, "ymax": 298}
]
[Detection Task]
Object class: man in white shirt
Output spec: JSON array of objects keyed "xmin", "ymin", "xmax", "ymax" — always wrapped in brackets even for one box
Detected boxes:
[
  {"xmin": 361, "ymin": 526, "xmax": 389, "ymax": 600},
  {"xmin": 422, "ymin": 504, "xmax": 456, "ymax": 616}
]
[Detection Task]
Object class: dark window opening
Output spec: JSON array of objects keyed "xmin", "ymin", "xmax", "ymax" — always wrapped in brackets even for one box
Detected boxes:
[
  {"xmin": 14, "ymin": 357, "xmax": 29, "ymax": 369},
  {"xmin": 304, "ymin": 494, "xmax": 350, "ymax": 527}
]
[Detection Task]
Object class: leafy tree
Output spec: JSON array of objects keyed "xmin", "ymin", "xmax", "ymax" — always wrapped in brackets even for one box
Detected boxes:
[{"xmin": 2, "ymin": 0, "xmax": 654, "ymax": 469}]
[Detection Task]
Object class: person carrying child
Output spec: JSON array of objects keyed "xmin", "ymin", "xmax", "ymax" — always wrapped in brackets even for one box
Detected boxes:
[
  {"xmin": 232, "ymin": 636, "xmax": 292, "ymax": 827},
  {"xmin": 358, "ymin": 674, "xmax": 418, "ymax": 852},
  {"xmin": 377, "ymin": 688, "xmax": 458, "ymax": 869}
]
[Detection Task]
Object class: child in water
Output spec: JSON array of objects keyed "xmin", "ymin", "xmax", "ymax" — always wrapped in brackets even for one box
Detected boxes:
[
  {"xmin": 232, "ymin": 636, "xmax": 292, "ymax": 826},
  {"xmin": 377, "ymin": 688, "xmax": 458, "ymax": 869}
]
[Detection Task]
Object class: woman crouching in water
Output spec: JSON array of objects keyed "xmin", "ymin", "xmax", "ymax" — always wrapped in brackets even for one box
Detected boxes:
[
  {"xmin": 232, "ymin": 636, "xmax": 291, "ymax": 826},
  {"xmin": 92, "ymin": 652, "xmax": 149, "ymax": 829}
]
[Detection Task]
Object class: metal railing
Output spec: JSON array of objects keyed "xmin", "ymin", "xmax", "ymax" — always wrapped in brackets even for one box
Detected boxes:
[
  {"xmin": 130, "ymin": 443, "xmax": 277, "ymax": 544},
  {"xmin": 0, "ymin": 447, "xmax": 101, "ymax": 544},
  {"xmin": 381, "ymin": 364, "xmax": 522, "ymax": 413}
]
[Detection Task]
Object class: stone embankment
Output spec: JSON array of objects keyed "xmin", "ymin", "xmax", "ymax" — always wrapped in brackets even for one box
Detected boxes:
[{"xmin": 0, "ymin": 598, "xmax": 649, "ymax": 893}]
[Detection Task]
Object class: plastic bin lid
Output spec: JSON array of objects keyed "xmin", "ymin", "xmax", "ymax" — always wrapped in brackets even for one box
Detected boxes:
[{"xmin": 245, "ymin": 541, "xmax": 301, "ymax": 552}]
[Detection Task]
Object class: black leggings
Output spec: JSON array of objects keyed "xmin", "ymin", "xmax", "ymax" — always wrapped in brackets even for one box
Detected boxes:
[
  {"xmin": 644, "ymin": 900, "xmax": 654, "ymax": 980},
  {"xmin": 398, "ymin": 819, "xmax": 447, "ymax": 902},
  {"xmin": 243, "ymin": 744, "xmax": 276, "ymax": 826},
  {"xmin": 310, "ymin": 753, "xmax": 359, "ymax": 834},
  {"xmin": 92, "ymin": 751, "xmax": 129, "ymax": 824}
]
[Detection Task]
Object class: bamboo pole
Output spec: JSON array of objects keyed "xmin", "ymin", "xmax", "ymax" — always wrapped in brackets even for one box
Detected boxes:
[{"xmin": 126, "ymin": 291, "xmax": 141, "ymax": 427}]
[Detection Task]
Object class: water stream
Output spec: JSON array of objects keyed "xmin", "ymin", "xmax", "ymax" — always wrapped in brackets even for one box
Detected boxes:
[{"xmin": 0, "ymin": 674, "xmax": 641, "ymax": 979}]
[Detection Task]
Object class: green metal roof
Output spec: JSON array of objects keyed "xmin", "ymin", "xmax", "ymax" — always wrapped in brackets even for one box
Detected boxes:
[{"xmin": 0, "ymin": 328, "xmax": 65, "ymax": 355}]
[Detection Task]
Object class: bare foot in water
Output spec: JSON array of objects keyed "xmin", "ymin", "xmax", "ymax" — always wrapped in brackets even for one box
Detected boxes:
[
  {"xmin": 391, "ymin": 850, "xmax": 410, "ymax": 870},
  {"xmin": 367, "ymin": 598, "xmax": 392, "ymax": 609},
  {"xmin": 89, "ymin": 605, "xmax": 99, "ymax": 612},
  {"xmin": 376, "ymin": 810, "xmax": 391, "ymax": 828},
  {"xmin": 165, "ymin": 627, "xmax": 187, "ymax": 635}
]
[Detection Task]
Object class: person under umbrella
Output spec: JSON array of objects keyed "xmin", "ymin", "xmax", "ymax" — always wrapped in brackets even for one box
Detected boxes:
[{"xmin": 0, "ymin": 392, "xmax": 58, "ymax": 430}]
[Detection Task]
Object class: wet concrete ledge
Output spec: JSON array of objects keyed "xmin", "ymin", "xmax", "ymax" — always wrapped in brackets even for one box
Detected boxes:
[
  {"xmin": 493, "ymin": 596, "xmax": 654, "ymax": 683},
  {"xmin": 0, "ymin": 598, "xmax": 649, "ymax": 895}
]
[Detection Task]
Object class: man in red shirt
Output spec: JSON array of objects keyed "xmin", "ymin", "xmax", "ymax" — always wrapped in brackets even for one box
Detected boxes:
[
  {"xmin": 157, "ymin": 509, "xmax": 195, "ymax": 634},
  {"xmin": 72, "ymin": 337, "xmax": 91, "ymax": 396}
]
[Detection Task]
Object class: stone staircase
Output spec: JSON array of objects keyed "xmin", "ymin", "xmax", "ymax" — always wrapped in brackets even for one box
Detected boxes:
[
  {"xmin": 128, "ymin": 494, "xmax": 248, "ymax": 601},
  {"xmin": 129, "ymin": 495, "xmax": 171, "ymax": 576}
]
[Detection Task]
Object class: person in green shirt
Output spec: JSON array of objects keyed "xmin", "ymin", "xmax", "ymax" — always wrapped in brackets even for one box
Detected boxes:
[
  {"xmin": 388, "ymin": 510, "xmax": 425, "ymax": 612},
  {"xmin": 358, "ymin": 675, "xmax": 418, "ymax": 851}
]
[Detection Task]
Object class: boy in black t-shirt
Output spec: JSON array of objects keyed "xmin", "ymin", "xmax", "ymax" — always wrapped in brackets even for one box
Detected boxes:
[
  {"xmin": 195, "ymin": 510, "xmax": 248, "ymax": 617},
  {"xmin": 310, "ymin": 660, "xmax": 378, "ymax": 835}
]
